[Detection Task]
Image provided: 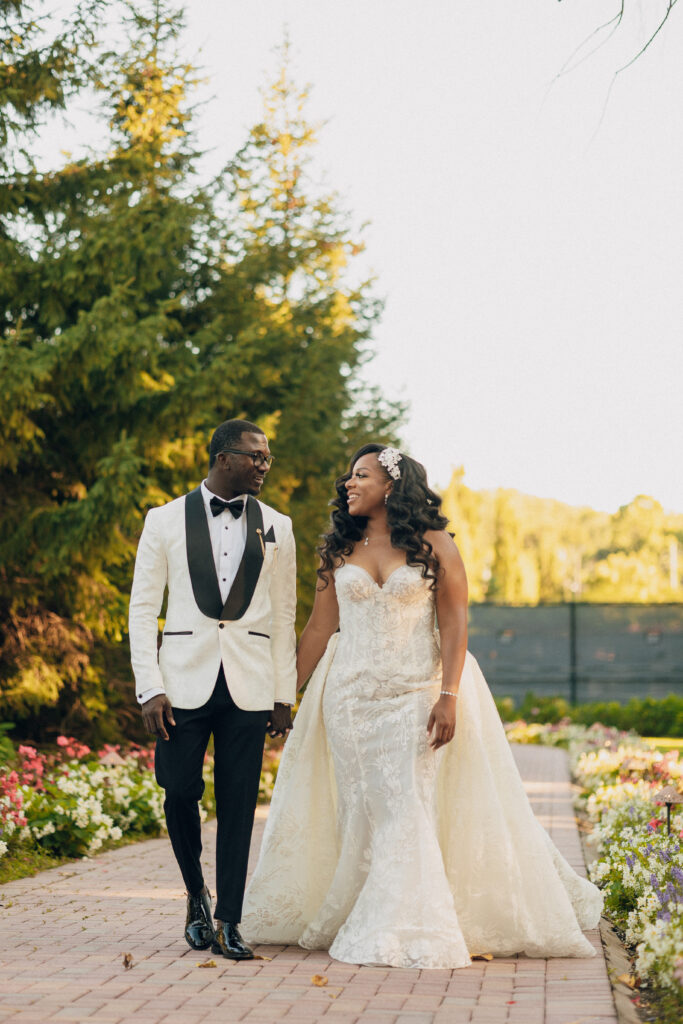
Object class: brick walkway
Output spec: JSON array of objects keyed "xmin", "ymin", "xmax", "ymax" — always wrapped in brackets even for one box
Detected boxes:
[{"xmin": 0, "ymin": 746, "xmax": 617, "ymax": 1024}]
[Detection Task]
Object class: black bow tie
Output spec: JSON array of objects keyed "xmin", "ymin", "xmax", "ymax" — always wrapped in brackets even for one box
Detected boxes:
[{"xmin": 210, "ymin": 497, "xmax": 245, "ymax": 519}]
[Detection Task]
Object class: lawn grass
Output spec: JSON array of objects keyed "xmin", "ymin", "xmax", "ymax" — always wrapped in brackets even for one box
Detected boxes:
[
  {"xmin": 0, "ymin": 829, "xmax": 164, "ymax": 886},
  {"xmin": 0, "ymin": 841, "xmax": 72, "ymax": 884}
]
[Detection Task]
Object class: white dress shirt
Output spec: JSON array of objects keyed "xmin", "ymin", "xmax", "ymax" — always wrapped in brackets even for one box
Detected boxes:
[
  {"xmin": 201, "ymin": 480, "xmax": 248, "ymax": 602},
  {"xmin": 136, "ymin": 482, "xmax": 248, "ymax": 705}
]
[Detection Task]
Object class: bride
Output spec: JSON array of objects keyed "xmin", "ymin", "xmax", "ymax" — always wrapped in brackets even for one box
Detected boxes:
[{"xmin": 241, "ymin": 444, "xmax": 603, "ymax": 968}]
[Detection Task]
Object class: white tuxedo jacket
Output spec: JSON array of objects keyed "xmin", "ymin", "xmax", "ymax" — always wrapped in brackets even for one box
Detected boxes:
[{"xmin": 129, "ymin": 489, "xmax": 297, "ymax": 711}]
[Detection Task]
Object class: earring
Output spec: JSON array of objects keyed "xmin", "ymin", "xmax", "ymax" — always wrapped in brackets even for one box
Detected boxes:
[{"xmin": 384, "ymin": 493, "xmax": 389, "ymax": 505}]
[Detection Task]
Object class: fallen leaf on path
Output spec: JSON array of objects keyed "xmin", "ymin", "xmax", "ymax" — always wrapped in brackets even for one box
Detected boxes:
[
  {"xmin": 311, "ymin": 974, "xmax": 328, "ymax": 986},
  {"xmin": 617, "ymin": 973, "xmax": 638, "ymax": 989},
  {"xmin": 470, "ymin": 953, "xmax": 493, "ymax": 961},
  {"xmin": 122, "ymin": 953, "xmax": 134, "ymax": 970},
  {"xmin": 196, "ymin": 960, "xmax": 217, "ymax": 968},
  {"xmin": 252, "ymin": 955, "xmax": 272, "ymax": 961}
]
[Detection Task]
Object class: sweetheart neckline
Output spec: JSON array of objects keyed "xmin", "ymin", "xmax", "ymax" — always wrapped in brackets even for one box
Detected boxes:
[{"xmin": 335, "ymin": 562, "xmax": 418, "ymax": 591}]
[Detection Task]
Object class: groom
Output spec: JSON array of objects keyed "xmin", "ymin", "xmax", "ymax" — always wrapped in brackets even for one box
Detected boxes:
[{"xmin": 128, "ymin": 419, "xmax": 297, "ymax": 959}]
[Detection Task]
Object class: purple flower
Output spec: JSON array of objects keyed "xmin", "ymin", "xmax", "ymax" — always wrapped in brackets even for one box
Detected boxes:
[
  {"xmin": 657, "ymin": 910, "xmax": 672, "ymax": 922},
  {"xmin": 651, "ymin": 873, "xmax": 660, "ymax": 887},
  {"xmin": 660, "ymin": 850, "xmax": 671, "ymax": 863},
  {"xmin": 671, "ymin": 866, "xmax": 683, "ymax": 885},
  {"xmin": 626, "ymin": 854, "xmax": 636, "ymax": 869}
]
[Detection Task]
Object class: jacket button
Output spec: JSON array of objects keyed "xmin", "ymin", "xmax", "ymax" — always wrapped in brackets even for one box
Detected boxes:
[{"xmin": 219, "ymin": 622, "xmax": 225, "ymax": 629}]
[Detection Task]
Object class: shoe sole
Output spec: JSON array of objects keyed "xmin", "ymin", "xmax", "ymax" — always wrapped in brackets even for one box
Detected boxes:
[{"xmin": 210, "ymin": 946, "xmax": 255, "ymax": 961}]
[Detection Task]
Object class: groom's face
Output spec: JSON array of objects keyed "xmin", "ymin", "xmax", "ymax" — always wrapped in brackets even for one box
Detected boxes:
[{"xmin": 220, "ymin": 431, "xmax": 272, "ymax": 496}]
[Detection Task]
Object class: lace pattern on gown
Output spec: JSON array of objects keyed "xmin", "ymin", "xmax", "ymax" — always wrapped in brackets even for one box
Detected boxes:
[{"xmin": 241, "ymin": 563, "xmax": 603, "ymax": 967}]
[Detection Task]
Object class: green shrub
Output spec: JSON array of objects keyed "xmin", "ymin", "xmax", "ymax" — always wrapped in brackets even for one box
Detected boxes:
[
  {"xmin": 495, "ymin": 692, "xmax": 683, "ymax": 737},
  {"xmin": 0, "ymin": 723, "xmax": 15, "ymax": 764}
]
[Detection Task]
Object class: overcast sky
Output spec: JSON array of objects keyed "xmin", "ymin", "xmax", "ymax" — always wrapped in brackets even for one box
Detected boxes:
[{"xmin": 42, "ymin": 1, "xmax": 683, "ymax": 512}]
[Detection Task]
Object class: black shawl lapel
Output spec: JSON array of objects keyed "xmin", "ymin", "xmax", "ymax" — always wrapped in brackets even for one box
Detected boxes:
[
  {"xmin": 185, "ymin": 486, "xmax": 223, "ymax": 619},
  {"xmin": 220, "ymin": 496, "xmax": 265, "ymax": 621}
]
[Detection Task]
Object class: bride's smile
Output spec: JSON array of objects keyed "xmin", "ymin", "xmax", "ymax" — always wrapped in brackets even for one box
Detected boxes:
[{"xmin": 345, "ymin": 454, "xmax": 392, "ymax": 517}]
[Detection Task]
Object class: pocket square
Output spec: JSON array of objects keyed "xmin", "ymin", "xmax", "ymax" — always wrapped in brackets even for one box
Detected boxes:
[{"xmin": 263, "ymin": 525, "xmax": 276, "ymax": 543}]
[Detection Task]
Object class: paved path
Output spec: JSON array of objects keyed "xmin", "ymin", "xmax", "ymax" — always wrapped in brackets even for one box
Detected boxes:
[{"xmin": 0, "ymin": 746, "xmax": 617, "ymax": 1024}]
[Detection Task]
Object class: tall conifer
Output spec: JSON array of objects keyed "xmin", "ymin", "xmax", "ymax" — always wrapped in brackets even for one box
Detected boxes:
[{"xmin": 1, "ymin": 7, "xmax": 400, "ymax": 739}]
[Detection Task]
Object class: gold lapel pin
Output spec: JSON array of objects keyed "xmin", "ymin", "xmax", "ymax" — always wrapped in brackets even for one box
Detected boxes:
[{"xmin": 256, "ymin": 528, "xmax": 265, "ymax": 557}]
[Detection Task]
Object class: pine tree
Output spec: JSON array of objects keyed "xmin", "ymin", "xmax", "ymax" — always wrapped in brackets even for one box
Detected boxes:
[
  {"xmin": 207, "ymin": 47, "xmax": 403, "ymax": 623},
  {"xmin": 487, "ymin": 494, "xmax": 526, "ymax": 604},
  {"xmin": 0, "ymin": 9, "xmax": 401, "ymax": 738},
  {"xmin": 0, "ymin": 0, "xmax": 232, "ymax": 738}
]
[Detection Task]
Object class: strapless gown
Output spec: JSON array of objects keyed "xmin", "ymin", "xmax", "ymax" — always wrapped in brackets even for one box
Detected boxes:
[{"xmin": 241, "ymin": 563, "xmax": 603, "ymax": 968}]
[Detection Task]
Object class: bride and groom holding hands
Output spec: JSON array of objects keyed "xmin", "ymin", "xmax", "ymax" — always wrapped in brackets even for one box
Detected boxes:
[{"xmin": 129, "ymin": 417, "xmax": 602, "ymax": 970}]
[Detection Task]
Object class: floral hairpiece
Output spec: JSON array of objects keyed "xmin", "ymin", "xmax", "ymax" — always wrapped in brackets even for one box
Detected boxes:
[{"xmin": 377, "ymin": 447, "xmax": 402, "ymax": 480}]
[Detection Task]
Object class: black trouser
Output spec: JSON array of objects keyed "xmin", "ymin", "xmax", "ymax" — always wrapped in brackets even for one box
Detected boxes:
[{"xmin": 154, "ymin": 666, "xmax": 268, "ymax": 922}]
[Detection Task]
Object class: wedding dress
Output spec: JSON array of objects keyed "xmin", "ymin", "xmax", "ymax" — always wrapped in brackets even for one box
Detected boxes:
[{"xmin": 241, "ymin": 563, "xmax": 603, "ymax": 968}]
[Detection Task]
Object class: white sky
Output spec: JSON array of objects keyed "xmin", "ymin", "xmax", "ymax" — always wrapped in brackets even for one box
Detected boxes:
[{"xmin": 40, "ymin": 1, "xmax": 683, "ymax": 512}]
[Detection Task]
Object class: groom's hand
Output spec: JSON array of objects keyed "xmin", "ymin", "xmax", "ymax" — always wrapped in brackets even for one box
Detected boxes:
[
  {"xmin": 141, "ymin": 695, "xmax": 176, "ymax": 741},
  {"xmin": 267, "ymin": 703, "xmax": 293, "ymax": 738}
]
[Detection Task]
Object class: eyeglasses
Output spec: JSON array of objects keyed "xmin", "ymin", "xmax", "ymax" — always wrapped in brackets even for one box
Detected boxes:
[{"xmin": 219, "ymin": 449, "xmax": 274, "ymax": 468}]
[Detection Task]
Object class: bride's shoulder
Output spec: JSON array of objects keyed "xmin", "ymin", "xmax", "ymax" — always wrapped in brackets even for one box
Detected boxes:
[
  {"xmin": 424, "ymin": 528, "xmax": 458, "ymax": 555},
  {"xmin": 424, "ymin": 529, "xmax": 466, "ymax": 574}
]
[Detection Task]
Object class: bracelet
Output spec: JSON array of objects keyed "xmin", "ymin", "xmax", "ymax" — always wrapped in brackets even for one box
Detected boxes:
[{"xmin": 440, "ymin": 690, "xmax": 458, "ymax": 697}]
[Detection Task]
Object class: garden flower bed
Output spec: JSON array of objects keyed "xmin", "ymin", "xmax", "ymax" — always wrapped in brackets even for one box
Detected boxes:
[
  {"xmin": 507, "ymin": 718, "xmax": 683, "ymax": 1018},
  {"xmin": 3, "ymin": 718, "xmax": 682, "ymax": 1017},
  {"xmin": 0, "ymin": 736, "xmax": 280, "ymax": 868}
]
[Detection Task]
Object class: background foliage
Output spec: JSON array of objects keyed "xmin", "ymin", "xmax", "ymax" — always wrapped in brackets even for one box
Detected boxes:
[
  {"xmin": 495, "ymin": 692, "xmax": 683, "ymax": 739},
  {"xmin": 0, "ymin": 0, "xmax": 401, "ymax": 743},
  {"xmin": 442, "ymin": 470, "xmax": 683, "ymax": 605},
  {"xmin": 1, "ymin": 2, "xmax": 679, "ymax": 746}
]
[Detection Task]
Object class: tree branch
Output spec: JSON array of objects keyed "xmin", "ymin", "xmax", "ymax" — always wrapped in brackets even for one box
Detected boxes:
[{"xmin": 591, "ymin": 0, "xmax": 679, "ymax": 142}]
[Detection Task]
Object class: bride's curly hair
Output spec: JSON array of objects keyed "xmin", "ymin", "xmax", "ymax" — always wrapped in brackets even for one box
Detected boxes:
[{"xmin": 317, "ymin": 443, "xmax": 450, "ymax": 590}]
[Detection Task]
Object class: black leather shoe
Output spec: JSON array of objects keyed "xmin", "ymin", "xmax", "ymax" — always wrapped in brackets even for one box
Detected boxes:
[
  {"xmin": 184, "ymin": 886, "xmax": 215, "ymax": 950},
  {"xmin": 211, "ymin": 921, "xmax": 254, "ymax": 960}
]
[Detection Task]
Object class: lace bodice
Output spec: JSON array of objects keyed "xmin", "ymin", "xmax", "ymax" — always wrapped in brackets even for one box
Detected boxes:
[{"xmin": 332, "ymin": 563, "xmax": 441, "ymax": 691}]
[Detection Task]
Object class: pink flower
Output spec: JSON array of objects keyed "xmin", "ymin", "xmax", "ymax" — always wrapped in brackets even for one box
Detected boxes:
[
  {"xmin": 674, "ymin": 958, "xmax": 683, "ymax": 987},
  {"xmin": 56, "ymin": 736, "xmax": 69, "ymax": 747},
  {"xmin": 648, "ymin": 818, "xmax": 663, "ymax": 830}
]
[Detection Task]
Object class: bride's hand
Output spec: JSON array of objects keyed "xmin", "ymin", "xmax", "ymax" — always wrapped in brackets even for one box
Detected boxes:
[{"xmin": 427, "ymin": 695, "xmax": 456, "ymax": 750}]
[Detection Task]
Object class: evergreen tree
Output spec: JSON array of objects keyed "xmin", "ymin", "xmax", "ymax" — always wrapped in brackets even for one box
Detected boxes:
[
  {"xmin": 487, "ymin": 494, "xmax": 529, "ymax": 604},
  {"xmin": 0, "ymin": 7, "xmax": 401, "ymax": 740},
  {"xmin": 207, "ymin": 49, "xmax": 402, "ymax": 624},
  {"xmin": 0, "ymin": 0, "xmax": 220, "ymax": 738},
  {"xmin": 440, "ymin": 467, "xmax": 491, "ymax": 601}
]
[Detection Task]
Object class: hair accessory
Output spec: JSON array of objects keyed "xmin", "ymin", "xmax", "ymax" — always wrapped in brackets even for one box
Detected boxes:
[{"xmin": 378, "ymin": 447, "xmax": 402, "ymax": 480}]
